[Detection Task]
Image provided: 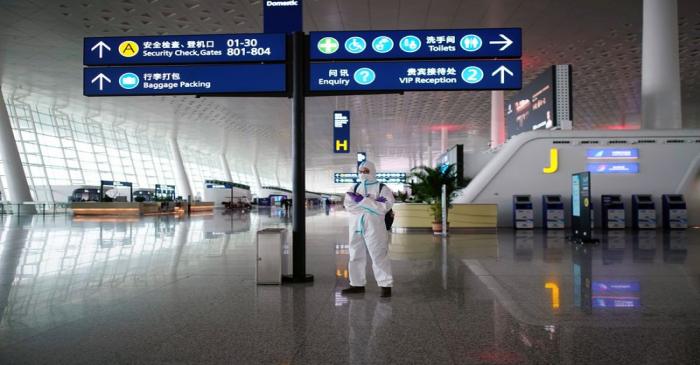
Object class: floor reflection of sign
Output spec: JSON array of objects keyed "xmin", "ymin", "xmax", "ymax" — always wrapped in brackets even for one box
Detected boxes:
[{"xmin": 592, "ymin": 281, "xmax": 640, "ymax": 308}]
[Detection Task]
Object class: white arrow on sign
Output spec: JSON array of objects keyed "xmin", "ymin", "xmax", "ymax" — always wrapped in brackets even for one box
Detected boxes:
[
  {"xmin": 91, "ymin": 73, "xmax": 111, "ymax": 91},
  {"xmin": 489, "ymin": 34, "xmax": 513, "ymax": 51},
  {"xmin": 90, "ymin": 41, "xmax": 111, "ymax": 59},
  {"xmin": 491, "ymin": 66, "xmax": 514, "ymax": 84}
]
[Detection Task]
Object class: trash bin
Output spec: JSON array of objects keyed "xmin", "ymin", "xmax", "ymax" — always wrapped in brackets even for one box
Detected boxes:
[{"xmin": 256, "ymin": 228, "xmax": 287, "ymax": 285}]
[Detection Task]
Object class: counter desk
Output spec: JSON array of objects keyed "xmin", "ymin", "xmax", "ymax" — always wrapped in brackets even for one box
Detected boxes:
[{"xmin": 391, "ymin": 203, "xmax": 498, "ymax": 231}]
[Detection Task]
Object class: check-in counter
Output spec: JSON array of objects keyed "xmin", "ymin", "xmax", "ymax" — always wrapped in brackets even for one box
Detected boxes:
[
  {"xmin": 391, "ymin": 203, "xmax": 497, "ymax": 231},
  {"xmin": 190, "ymin": 201, "xmax": 215, "ymax": 212},
  {"xmin": 71, "ymin": 202, "xmax": 180, "ymax": 216},
  {"xmin": 72, "ymin": 202, "xmax": 144, "ymax": 216}
]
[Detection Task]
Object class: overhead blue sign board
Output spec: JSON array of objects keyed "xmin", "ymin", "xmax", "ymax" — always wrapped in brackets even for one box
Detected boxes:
[
  {"xmin": 333, "ymin": 111, "xmax": 350, "ymax": 153},
  {"xmin": 310, "ymin": 28, "xmax": 521, "ymax": 60},
  {"xmin": 84, "ymin": 64, "xmax": 287, "ymax": 96},
  {"xmin": 587, "ymin": 163, "xmax": 639, "ymax": 174},
  {"xmin": 264, "ymin": 0, "xmax": 303, "ymax": 34},
  {"xmin": 84, "ymin": 34, "xmax": 286, "ymax": 66},
  {"xmin": 310, "ymin": 60, "xmax": 521, "ymax": 93},
  {"xmin": 587, "ymin": 148, "xmax": 639, "ymax": 160},
  {"xmin": 334, "ymin": 172, "xmax": 407, "ymax": 184}
]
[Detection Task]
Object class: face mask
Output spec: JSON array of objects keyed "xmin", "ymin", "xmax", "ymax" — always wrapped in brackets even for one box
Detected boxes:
[{"xmin": 359, "ymin": 172, "xmax": 369, "ymax": 182}]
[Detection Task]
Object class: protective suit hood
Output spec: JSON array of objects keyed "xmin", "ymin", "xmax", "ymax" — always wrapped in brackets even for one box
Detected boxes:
[{"xmin": 358, "ymin": 160, "xmax": 377, "ymax": 182}]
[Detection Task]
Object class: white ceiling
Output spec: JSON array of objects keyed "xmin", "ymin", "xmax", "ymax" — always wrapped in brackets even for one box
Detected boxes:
[{"xmin": 0, "ymin": 0, "xmax": 699, "ymax": 192}]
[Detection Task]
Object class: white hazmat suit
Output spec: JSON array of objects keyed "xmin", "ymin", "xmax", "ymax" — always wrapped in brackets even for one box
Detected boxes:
[{"xmin": 343, "ymin": 161, "xmax": 394, "ymax": 288}]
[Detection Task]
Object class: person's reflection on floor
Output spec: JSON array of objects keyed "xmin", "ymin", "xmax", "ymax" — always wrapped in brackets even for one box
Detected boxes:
[{"xmin": 348, "ymin": 297, "xmax": 393, "ymax": 364}]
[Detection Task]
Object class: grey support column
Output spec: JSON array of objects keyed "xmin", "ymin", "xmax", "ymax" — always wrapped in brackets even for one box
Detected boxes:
[
  {"xmin": 220, "ymin": 154, "xmax": 233, "ymax": 182},
  {"xmin": 490, "ymin": 91, "xmax": 506, "ymax": 148},
  {"xmin": 0, "ymin": 89, "xmax": 33, "ymax": 206},
  {"xmin": 252, "ymin": 165, "xmax": 262, "ymax": 191},
  {"xmin": 169, "ymin": 135, "xmax": 193, "ymax": 199},
  {"xmin": 440, "ymin": 126, "xmax": 448, "ymax": 153},
  {"xmin": 221, "ymin": 133, "xmax": 233, "ymax": 182},
  {"xmin": 642, "ymin": 0, "xmax": 682, "ymax": 129},
  {"xmin": 427, "ymin": 131, "xmax": 433, "ymax": 166}
]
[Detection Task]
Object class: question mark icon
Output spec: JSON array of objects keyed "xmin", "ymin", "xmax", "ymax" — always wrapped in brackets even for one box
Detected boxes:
[{"xmin": 353, "ymin": 68, "xmax": 375, "ymax": 85}]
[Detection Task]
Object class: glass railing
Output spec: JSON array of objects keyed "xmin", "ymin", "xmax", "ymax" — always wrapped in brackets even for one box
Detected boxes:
[{"xmin": 0, "ymin": 202, "xmax": 72, "ymax": 215}]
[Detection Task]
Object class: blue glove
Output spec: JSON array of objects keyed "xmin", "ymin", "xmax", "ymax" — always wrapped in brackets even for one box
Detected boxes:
[
  {"xmin": 347, "ymin": 192, "xmax": 363, "ymax": 203},
  {"xmin": 376, "ymin": 196, "xmax": 387, "ymax": 203}
]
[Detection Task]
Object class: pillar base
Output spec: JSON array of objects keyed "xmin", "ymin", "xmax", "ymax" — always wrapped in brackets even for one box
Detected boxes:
[{"xmin": 282, "ymin": 274, "xmax": 314, "ymax": 284}]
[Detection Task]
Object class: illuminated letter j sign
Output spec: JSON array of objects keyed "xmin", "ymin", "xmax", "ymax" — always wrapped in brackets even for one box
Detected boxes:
[{"xmin": 543, "ymin": 148, "xmax": 558, "ymax": 174}]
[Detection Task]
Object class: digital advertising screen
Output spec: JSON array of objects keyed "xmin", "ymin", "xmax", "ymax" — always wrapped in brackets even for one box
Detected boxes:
[
  {"xmin": 155, "ymin": 184, "xmax": 176, "ymax": 200},
  {"xmin": 506, "ymin": 66, "xmax": 555, "ymax": 138},
  {"xmin": 571, "ymin": 171, "xmax": 592, "ymax": 241},
  {"xmin": 435, "ymin": 144, "xmax": 464, "ymax": 184},
  {"xmin": 572, "ymin": 175, "xmax": 581, "ymax": 217}
]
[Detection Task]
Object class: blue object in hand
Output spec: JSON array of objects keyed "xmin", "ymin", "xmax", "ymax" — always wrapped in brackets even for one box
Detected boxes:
[{"xmin": 376, "ymin": 196, "xmax": 387, "ymax": 203}]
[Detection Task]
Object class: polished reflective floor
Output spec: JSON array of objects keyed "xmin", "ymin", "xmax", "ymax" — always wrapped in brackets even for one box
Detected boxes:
[{"xmin": 0, "ymin": 208, "xmax": 699, "ymax": 364}]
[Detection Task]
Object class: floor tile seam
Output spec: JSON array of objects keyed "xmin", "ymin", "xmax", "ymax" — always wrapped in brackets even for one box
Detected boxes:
[
  {"xmin": 0, "ymin": 274, "xmax": 197, "ymax": 351},
  {"xmin": 289, "ymin": 285, "xmax": 342, "ymax": 365}
]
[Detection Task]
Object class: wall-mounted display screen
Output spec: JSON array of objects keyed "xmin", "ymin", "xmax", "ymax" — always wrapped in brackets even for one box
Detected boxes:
[
  {"xmin": 505, "ymin": 64, "xmax": 572, "ymax": 139},
  {"xmin": 435, "ymin": 144, "xmax": 464, "ymax": 184},
  {"xmin": 506, "ymin": 67, "xmax": 554, "ymax": 137},
  {"xmin": 155, "ymin": 184, "xmax": 176, "ymax": 200}
]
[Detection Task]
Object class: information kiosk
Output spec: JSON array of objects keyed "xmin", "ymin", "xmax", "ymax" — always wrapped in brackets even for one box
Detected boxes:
[
  {"xmin": 601, "ymin": 195, "xmax": 625, "ymax": 229},
  {"xmin": 542, "ymin": 195, "xmax": 565, "ymax": 229},
  {"xmin": 631, "ymin": 195, "xmax": 657, "ymax": 230},
  {"xmin": 513, "ymin": 195, "xmax": 534, "ymax": 229},
  {"xmin": 662, "ymin": 194, "xmax": 688, "ymax": 229},
  {"xmin": 571, "ymin": 172, "xmax": 595, "ymax": 242}
]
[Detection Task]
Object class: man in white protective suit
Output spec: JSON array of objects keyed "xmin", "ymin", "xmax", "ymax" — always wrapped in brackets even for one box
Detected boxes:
[{"xmin": 341, "ymin": 160, "xmax": 395, "ymax": 298}]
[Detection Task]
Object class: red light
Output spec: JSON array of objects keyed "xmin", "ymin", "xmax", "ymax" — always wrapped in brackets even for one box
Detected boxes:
[
  {"xmin": 428, "ymin": 124, "xmax": 463, "ymax": 132},
  {"xmin": 603, "ymin": 124, "xmax": 640, "ymax": 131}
]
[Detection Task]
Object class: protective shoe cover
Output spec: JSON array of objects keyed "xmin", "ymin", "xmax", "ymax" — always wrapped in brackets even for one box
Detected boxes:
[
  {"xmin": 380, "ymin": 287, "xmax": 392, "ymax": 298},
  {"xmin": 341, "ymin": 286, "xmax": 366, "ymax": 295},
  {"xmin": 344, "ymin": 161, "xmax": 395, "ymax": 288}
]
